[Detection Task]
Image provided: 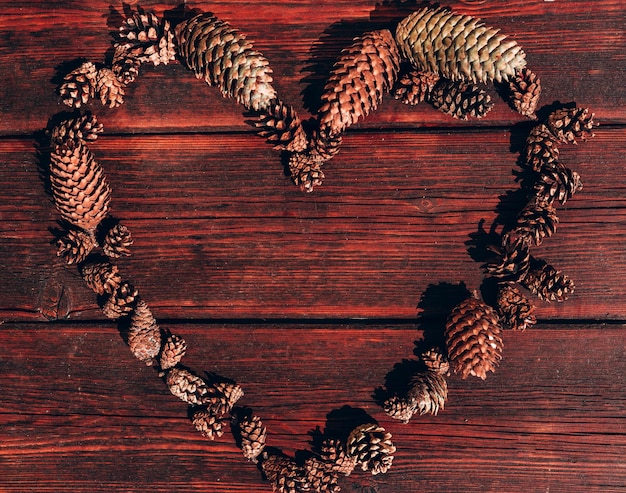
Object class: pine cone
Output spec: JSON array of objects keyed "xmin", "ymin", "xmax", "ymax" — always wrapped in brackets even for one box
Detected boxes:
[
  {"xmin": 303, "ymin": 456, "xmax": 341, "ymax": 493},
  {"xmin": 496, "ymin": 282, "xmax": 537, "ymax": 331},
  {"xmin": 445, "ymin": 293, "xmax": 503, "ymax": 380},
  {"xmin": 383, "ymin": 394, "xmax": 416, "ymax": 423},
  {"xmin": 395, "ymin": 7, "xmax": 526, "ymax": 83},
  {"xmin": 102, "ymin": 281, "xmax": 139, "ymax": 319},
  {"xmin": 546, "ymin": 107, "xmax": 596, "ymax": 145},
  {"xmin": 237, "ymin": 414, "xmax": 267, "ymax": 462},
  {"xmin": 191, "ymin": 407, "xmax": 228, "ymax": 440},
  {"xmin": 80, "ymin": 260, "xmax": 121, "ymax": 295},
  {"xmin": 127, "ymin": 299, "xmax": 161, "ymax": 364},
  {"xmin": 406, "ymin": 370, "xmax": 448, "ymax": 416},
  {"xmin": 166, "ymin": 367, "xmax": 213, "ymax": 406},
  {"xmin": 485, "ymin": 233, "xmax": 531, "ymax": 281},
  {"xmin": 261, "ymin": 454, "xmax": 311, "ymax": 493},
  {"xmin": 59, "ymin": 61, "xmax": 97, "ymax": 108},
  {"xmin": 521, "ymin": 258, "xmax": 574, "ymax": 302},
  {"xmin": 513, "ymin": 197, "xmax": 558, "ymax": 246},
  {"xmin": 288, "ymin": 153, "xmax": 325, "ymax": 193},
  {"xmin": 211, "ymin": 381, "xmax": 244, "ymax": 411},
  {"xmin": 175, "ymin": 13, "xmax": 277, "ymax": 111},
  {"xmin": 112, "ymin": 44, "xmax": 142, "ymax": 84},
  {"xmin": 421, "ymin": 348, "xmax": 450, "ymax": 375},
  {"xmin": 96, "ymin": 68, "xmax": 126, "ymax": 108},
  {"xmin": 254, "ymin": 100, "xmax": 307, "ymax": 152},
  {"xmin": 534, "ymin": 162, "xmax": 582, "ymax": 205},
  {"xmin": 522, "ymin": 123, "xmax": 560, "ymax": 172},
  {"xmin": 159, "ymin": 332, "xmax": 187, "ymax": 371},
  {"xmin": 50, "ymin": 113, "xmax": 103, "ymax": 146},
  {"xmin": 102, "ymin": 223, "xmax": 133, "ymax": 258},
  {"xmin": 504, "ymin": 68, "xmax": 541, "ymax": 118},
  {"xmin": 116, "ymin": 9, "xmax": 176, "ymax": 67},
  {"xmin": 50, "ymin": 140, "xmax": 111, "ymax": 233},
  {"xmin": 429, "ymin": 79, "xmax": 494, "ymax": 120},
  {"xmin": 346, "ymin": 423, "xmax": 395, "ymax": 475},
  {"xmin": 310, "ymin": 129, "xmax": 343, "ymax": 162},
  {"xmin": 56, "ymin": 229, "xmax": 97, "ymax": 265},
  {"xmin": 319, "ymin": 438, "xmax": 357, "ymax": 476},
  {"xmin": 318, "ymin": 29, "xmax": 400, "ymax": 137},
  {"xmin": 393, "ymin": 69, "xmax": 440, "ymax": 105}
]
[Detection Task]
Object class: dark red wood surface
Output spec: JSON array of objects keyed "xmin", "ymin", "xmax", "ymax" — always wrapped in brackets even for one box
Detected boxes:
[{"xmin": 0, "ymin": 1, "xmax": 625, "ymax": 492}]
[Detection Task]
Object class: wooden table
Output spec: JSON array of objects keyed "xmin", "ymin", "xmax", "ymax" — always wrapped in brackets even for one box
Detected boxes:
[{"xmin": 1, "ymin": 1, "xmax": 625, "ymax": 492}]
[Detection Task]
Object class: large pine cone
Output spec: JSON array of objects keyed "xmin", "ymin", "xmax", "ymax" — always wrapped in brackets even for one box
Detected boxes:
[
  {"xmin": 175, "ymin": 12, "xmax": 276, "ymax": 111},
  {"xmin": 395, "ymin": 7, "xmax": 526, "ymax": 83},
  {"xmin": 59, "ymin": 61, "xmax": 97, "ymax": 108},
  {"xmin": 50, "ymin": 139, "xmax": 110, "ymax": 233},
  {"xmin": 429, "ymin": 78, "xmax": 494, "ymax": 120},
  {"xmin": 445, "ymin": 293, "xmax": 504, "ymax": 380},
  {"xmin": 496, "ymin": 282, "xmax": 537, "ymax": 331},
  {"xmin": 346, "ymin": 423, "xmax": 395, "ymax": 475},
  {"xmin": 522, "ymin": 123, "xmax": 560, "ymax": 172},
  {"xmin": 128, "ymin": 299, "xmax": 161, "ymax": 364},
  {"xmin": 521, "ymin": 258, "xmax": 574, "ymax": 302},
  {"xmin": 116, "ymin": 9, "xmax": 176, "ymax": 67},
  {"xmin": 318, "ymin": 29, "xmax": 400, "ymax": 137},
  {"xmin": 546, "ymin": 107, "xmax": 596, "ymax": 145}
]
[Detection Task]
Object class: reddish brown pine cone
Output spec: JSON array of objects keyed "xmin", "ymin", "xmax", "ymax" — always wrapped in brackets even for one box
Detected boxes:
[
  {"xmin": 261, "ymin": 453, "xmax": 311, "ymax": 493},
  {"xmin": 383, "ymin": 394, "xmax": 416, "ymax": 424},
  {"xmin": 318, "ymin": 29, "xmax": 400, "ymax": 137},
  {"xmin": 303, "ymin": 456, "xmax": 341, "ymax": 493},
  {"xmin": 497, "ymin": 282, "xmax": 537, "ymax": 331},
  {"xmin": 393, "ymin": 69, "xmax": 440, "ymax": 105},
  {"xmin": 445, "ymin": 293, "xmax": 504, "ymax": 380},
  {"xmin": 102, "ymin": 281, "xmax": 139, "ymax": 319},
  {"xmin": 158, "ymin": 332, "xmax": 187, "ymax": 371},
  {"xmin": 546, "ymin": 107, "xmax": 596, "ymax": 145},
  {"xmin": 319, "ymin": 438, "xmax": 357, "ymax": 476},
  {"xmin": 522, "ymin": 123, "xmax": 560, "ymax": 172},
  {"xmin": 429, "ymin": 79, "xmax": 494, "ymax": 120},
  {"xmin": 80, "ymin": 260, "xmax": 121, "ymax": 296},
  {"xmin": 96, "ymin": 68, "xmax": 126, "ymax": 108},
  {"xmin": 288, "ymin": 153, "xmax": 325, "ymax": 193},
  {"xmin": 485, "ymin": 233, "xmax": 531, "ymax": 281},
  {"xmin": 56, "ymin": 229, "xmax": 97, "ymax": 265},
  {"xmin": 503, "ymin": 67, "xmax": 541, "ymax": 119},
  {"xmin": 346, "ymin": 423, "xmax": 395, "ymax": 475},
  {"xmin": 420, "ymin": 347, "xmax": 450, "ymax": 375},
  {"xmin": 521, "ymin": 258, "xmax": 575, "ymax": 302},
  {"xmin": 406, "ymin": 370, "xmax": 448, "ymax": 416},
  {"xmin": 112, "ymin": 44, "xmax": 142, "ymax": 85},
  {"xmin": 236, "ymin": 414, "xmax": 267, "ymax": 462},
  {"xmin": 116, "ymin": 8, "xmax": 176, "ymax": 67},
  {"xmin": 127, "ymin": 299, "xmax": 161, "ymax": 364},
  {"xmin": 102, "ymin": 223, "xmax": 133, "ymax": 258},
  {"xmin": 59, "ymin": 61, "xmax": 97, "ymax": 108},
  {"xmin": 534, "ymin": 162, "xmax": 583, "ymax": 205},
  {"xmin": 50, "ymin": 113, "xmax": 103, "ymax": 146},
  {"xmin": 166, "ymin": 367, "xmax": 213, "ymax": 406},
  {"xmin": 254, "ymin": 100, "xmax": 308, "ymax": 153},
  {"xmin": 191, "ymin": 407, "xmax": 228, "ymax": 440},
  {"xmin": 513, "ymin": 197, "xmax": 559, "ymax": 247}
]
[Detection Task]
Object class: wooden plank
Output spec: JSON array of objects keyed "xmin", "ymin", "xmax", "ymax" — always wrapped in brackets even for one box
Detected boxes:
[
  {"xmin": 2, "ymin": 127, "xmax": 625, "ymax": 321},
  {"xmin": 0, "ymin": 0, "xmax": 624, "ymax": 135},
  {"xmin": 0, "ymin": 322, "xmax": 624, "ymax": 492}
]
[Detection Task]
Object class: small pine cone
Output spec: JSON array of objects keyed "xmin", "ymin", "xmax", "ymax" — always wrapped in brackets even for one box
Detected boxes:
[
  {"xmin": 396, "ymin": 7, "xmax": 526, "ymax": 83},
  {"xmin": 59, "ymin": 61, "xmax": 97, "ymax": 108},
  {"xmin": 346, "ymin": 423, "xmax": 396, "ymax": 475},
  {"xmin": 496, "ymin": 282, "xmax": 537, "ymax": 331},
  {"xmin": 50, "ymin": 113, "xmax": 103, "ymax": 146},
  {"xmin": 191, "ymin": 407, "xmax": 228, "ymax": 440},
  {"xmin": 383, "ymin": 394, "xmax": 416, "ymax": 423},
  {"xmin": 406, "ymin": 370, "xmax": 448, "ymax": 416},
  {"xmin": 102, "ymin": 223, "xmax": 133, "ymax": 258},
  {"xmin": 261, "ymin": 455, "xmax": 311, "ymax": 493},
  {"xmin": 521, "ymin": 259, "xmax": 574, "ymax": 302},
  {"xmin": 127, "ymin": 299, "xmax": 160, "ymax": 364},
  {"xmin": 393, "ymin": 69, "xmax": 440, "ymax": 105},
  {"xmin": 546, "ymin": 107, "xmax": 596, "ymax": 145},
  {"xmin": 102, "ymin": 281, "xmax": 139, "ymax": 319},
  {"xmin": 430, "ymin": 79, "xmax": 494, "ymax": 120},
  {"xmin": 288, "ymin": 153, "xmax": 325, "ymax": 193},
  {"xmin": 318, "ymin": 29, "xmax": 400, "ymax": 137},
  {"xmin": 534, "ymin": 162, "xmax": 582, "ymax": 205},
  {"xmin": 505, "ymin": 68, "xmax": 541, "ymax": 118},
  {"xmin": 166, "ymin": 367, "xmax": 213, "ymax": 406},
  {"xmin": 175, "ymin": 13, "xmax": 277, "ymax": 111},
  {"xmin": 211, "ymin": 381, "xmax": 244, "ymax": 411},
  {"xmin": 80, "ymin": 260, "xmax": 121, "ymax": 295},
  {"xmin": 159, "ymin": 332, "xmax": 187, "ymax": 371},
  {"xmin": 514, "ymin": 197, "xmax": 559, "ymax": 247},
  {"xmin": 117, "ymin": 9, "xmax": 176, "ymax": 66},
  {"xmin": 304, "ymin": 457, "xmax": 341, "ymax": 493},
  {"xmin": 237, "ymin": 414, "xmax": 267, "ymax": 462},
  {"xmin": 421, "ymin": 348, "xmax": 450, "ymax": 375},
  {"xmin": 96, "ymin": 68, "xmax": 126, "ymax": 108},
  {"xmin": 310, "ymin": 129, "xmax": 343, "ymax": 162},
  {"xmin": 319, "ymin": 438, "xmax": 357, "ymax": 476},
  {"xmin": 112, "ymin": 45, "xmax": 142, "ymax": 84},
  {"xmin": 255, "ymin": 100, "xmax": 308, "ymax": 152},
  {"xmin": 56, "ymin": 229, "xmax": 97, "ymax": 265},
  {"xmin": 485, "ymin": 233, "xmax": 531, "ymax": 281},
  {"xmin": 445, "ymin": 293, "xmax": 504, "ymax": 380},
  {"xmin": 522, "ymin": 124, "xmax": 560, "ymax": 172},
  {"xmin": 261, "ymin": 453, "xmax": 293, "ymax": 483},
  {"xmin": 50, "ymin": 139, "xmax": 111, "ymax": 233}
]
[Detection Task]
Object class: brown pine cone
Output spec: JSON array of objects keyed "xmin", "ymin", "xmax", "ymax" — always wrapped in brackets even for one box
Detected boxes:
[
  {"xmin": 102, "ymin": 223, "xmax": 133, "ymax": 258},
  {"xmin": 395, "ymin": 6, "xmax": 526, "ymax": 83},
  {"xmin": 111, "ymin": 44, "xmax": 142, "ymax": 84},
  {"xmin": 175, "ymin": 13, "xmax": 276, "ymax": 111},
  {"xmin": 420, "ymin": 348, "xmax": 450, "ymax": 375},
  {"xmin": 309, "ymin": 129, "xmax": 344, "ymax": 162},
  {"xmin": 346, "ymin": 423, "xmax": 395, "ymax": 475},
  {"xmin": 485, "ymin": 233, "xmax": 531, "ymax": 281},
  {"xmin": 546, "ymin": 107, "xmax": 596, "ymax": 145},
  {"xmin": 303, "ymin": 456, "xmax": 341, "ymax": 493},
  {"xmin": 96, "ymin": 68, "xmax": 126, "ymax": 108},
  {"xmin": 102, "ymin": 281, "xmax": 139, "ymax": 319},
  {"xmin": 56, "ymin": 229, "xmax": 97, "ymax": 265},
  {"xmin": 318, "ymin": 29, "xmax": 400, "ymax": 137},
  {"xmin": 383, "ymin": 394, "xmax": 416, "ymax": 424},
  {"xmin": 80, "ymin": 260, "xmax": 121, "ymax": 295},
  {"xmin": 237, "ymin": 414, "xmax": 267, "ymax": 462},
  {"xmin": 406, "ymin": 370, "xmax": 448, "ymax": 416},
  {"xmin": 430, "ymin": 79, "xmax": 494, "ymax": 120},
  {"xmin": 514, "ymin": 197, "xmax": 558, "ymax": 246},
  {"xmin": 521, "ymin": 259, "xmax": 574, "ymax": 302},
  {"xmin": 191, "ymin": 407, "xmax": 228, "ymax": 440},
  {"xmin": 50, "ymin": 139, "xmax": 111, "ymax": 233},
  {"xmin": 159, "ymin": 332, "xmax": 187, "ymax": 371},
  {"xmin": 261, "ymin": 454, "xmax": 311, "ymax": 493},
  {"xmin": 445, "ymin": 293, "xmax": 504, "ymax": 380},
  {"xmin": 254, "ymin": 100, "xmax": 308, "ymax": 153},
  {"xmin": 166, "ymin": 367, "xmax": 213, "ymax": 406},
  {"xmin": 211, "ymin": 381, "xmax": 244, "ymax": 411},
  {"xmin": 393, "ymin": 69, "xmax": 440, "ymax": 105},
  {"xmin": 534, "ymin": 162, "xmax": 582, "ymax": 205},
  {"xmin": 288, "ymin": 153, "xmax": 325, "ymax": 193},
  {"xmin": 504, "ymin": 67, "xmax": 541, "ymax": 119},
  {"xmin": 127, "ymin": 299, "xmax": 161, "ymax": 364},
  {"xmin": 50, "ymin": 113, "xmax": 103, "ymax": 146},
  {"xmin": 116, "ymin": 9, "xmax": 176, "ymax": 67},
  {"xmin": 59, "ymin": 61, "xmax": 97, "ymax": 108},
  {"xmin": 496, "ymin": 282, "xmax": 537, "ymax": 331},
  {"xmin": 319, "ymin": 438, "xmax": 357, "ymax": 476},
  {"xmin": 522, "ymin": 123, "xmax": 560, "ymax": 172}
]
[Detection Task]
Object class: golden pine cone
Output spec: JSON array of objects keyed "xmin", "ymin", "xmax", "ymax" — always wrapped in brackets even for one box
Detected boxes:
[
  {"xmin": 102, "ymin": 281, "xmax": 139, "ymax": 319},
  {"xmin": 496, "ymin": 282, "xmax": 537, "ymax": 331},
  {"xmin": 534, "ymin": 162, "xmax": 582, "ymax": 205},
  {"xmin": 395, "ymin": 7, "xmax": 526, "ymax": 83},
  {"xmin": 303, "ymin": 456, "xmax": 341, "ymax": 493},
  {"xmin": 319, "ymin": 438, "xmax": 357, "ymax": 476},
  {"xmin": 191, "ymin": 407, "xmax": 228, "ymax": 440},
  {"xmin": 393, "ymin": 69, "xmax": 440, "ymax": 105},
  {"xmin": 514, "ymin": 197, "xmax": 559, "ymax": 246},
  {"xmin": 254, "ymin": 100, "xmax": 308, "ymax": 152},
  {"xmin": 96, "ymin": 68, "xmax": 126, "ymax": 108},
  {"xmin": 59, "ymin": 61, "xmax": 97, "ymax": 108},
  {"xmin": 445, "ymin": 293, "xmax": 503, "ymax": 380},
  {"xmin": 406, "ymin": 370, "xmax": 448, "ymax": 416},
  {"xmin": 175, "ymin": 13, "xmax": 276, "ymax": 111},
  {"xmin": 56, "ymin": 229, "xmax": 97, "ymax": 265},
  {"xmin": 521, "ymin": 259, "xmax": 574, "ymax": 302},
  {"xmin": 50, "ymin": 139, "xmax": 110, "ymax": 233},
  {"xmin": 421, "ymin": 348, "xmax": 450, "ymax": 375},
  {"xmin": 236, "ymin": 414, "xmax": 267, "ymax": 462},
  {"xmin": 485, "ymin": 233, "xmax": 531, "ymax": 281},
  {"xmin": 80, "ymin": 260, "xmax": 121, "ymax": 295},
  {"xmin": 50, "ymin": 113, "xmax": 103, "ymax": 146},
  {"xmin": 346, "ymin": 423, "xmax": 395, "ymax": 475},
  {"xmin": 429, "ymin": 79, "xmax": 494, "ymax": 120},
  {"xmin": 383, "ymin": 394, "xmax": 416, "ymax": 423},
  {"xmin": 505, "ymin": 68, "xmax": 541, "ymax": 118},
  {"xmin": 127, "ymin": 299, "xmax": 161, "ymax": 364},
  {"xmin": 318, "ymin": 29, "xmax": 400, "ymax": 137},
  {"xmin": 522, "ymin": 123, "xmax": 560, "ymax": 172},
  {"xmin": 102, "ymin": 223, "xmax": 133, "ymax": 258},
  {"xmin": 159, "ymin": 332, "xmax": 187, "ymax": 371},
  {"xmin": 546, "ymin": 107, "xmax": 596, "ymax": 145},
  {"xmin": 166, "ymin": 367, "xmax": 213, "ymax": 406},
  {"xmin": 116, "ymin": 9, "xmax": 176, "ymax": 67},
  {"xmin": 111, "ymin": 45, "xmax": 142, "ymax": 84}
]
